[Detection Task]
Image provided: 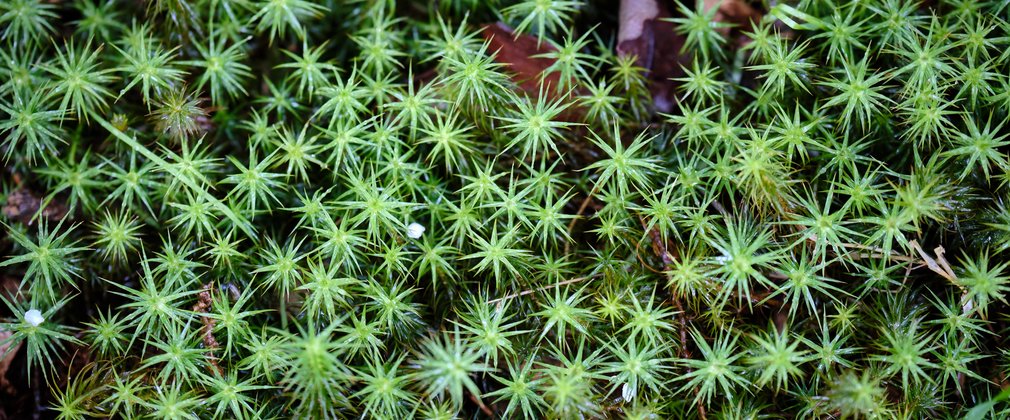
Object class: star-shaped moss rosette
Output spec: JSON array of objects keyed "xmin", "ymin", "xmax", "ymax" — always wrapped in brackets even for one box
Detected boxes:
[{"xmin": 0, "ymin": 0, "xmax": 1009, "ymax": 418}]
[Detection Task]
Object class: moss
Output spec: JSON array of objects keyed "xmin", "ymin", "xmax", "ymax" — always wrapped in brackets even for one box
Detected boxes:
[{"xmin": 0, "ymin": 0, "xmax": 1009, "ymax": 418}]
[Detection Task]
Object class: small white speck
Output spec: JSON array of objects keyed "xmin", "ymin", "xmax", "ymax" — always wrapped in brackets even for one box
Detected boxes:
[
  {"xmin": 622, "ymin": 382, "xmax": 636, "ymax": 401},
  {"xmin": 406, "ymin": 222, "xmax": 425, "ymax": 239},
  {"xmin": 24, "ymin": 309, "xmax": 44, "ymax": 327}
]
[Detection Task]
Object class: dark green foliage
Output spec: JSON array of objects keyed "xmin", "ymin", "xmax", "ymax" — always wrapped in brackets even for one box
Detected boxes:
[{"xmin": 3, "ymin": 0, "xmax": 1010, "ymax": 418}]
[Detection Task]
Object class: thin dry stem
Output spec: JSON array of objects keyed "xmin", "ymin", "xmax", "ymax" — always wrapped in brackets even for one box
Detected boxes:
[{"xmin": 487, "ymin": 274, "xmax": 601, "ymax": 306}]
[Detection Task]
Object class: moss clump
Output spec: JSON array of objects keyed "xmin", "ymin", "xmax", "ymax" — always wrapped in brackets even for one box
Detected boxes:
[{"xmin": 1, "ymin": 0, "xmax": 1010, "ymax": 418}]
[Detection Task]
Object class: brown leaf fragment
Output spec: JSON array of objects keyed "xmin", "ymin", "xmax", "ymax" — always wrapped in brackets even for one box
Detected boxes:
[
  {"xmin": 479, "ymin": 22, "xmax": 588, "ymax": 124},
  {"xmin": 617, "ymin": 0, "xmax": 685, "ymax": 113},
  {"xmin": 909, "ymin": 240, "xmax": 957, "ymax": 282},
  {"xmin": 0, "ymin": 277, "xmax": 19, "ymax": 304},
  {"xmin": 481, "ymin": 22, "xmax": 561, "ymax": 95},
  {"xmin": 617, "ymin": 0, "xmax": 661, "ymax": 59},
  {"xmin": 704, "ymin": 0, "xmax": 762, "ymax": 32},
  {"xmin": 614, "ymin": 0, "xmax": 662, "ymax": 47},
  {"xmin": 0, "ymin": 329, "xmax": 21, "ymax": 395},
  {"xmin": 2, "ymin": 187, "xmax": 67, "ymax": 226},
  {"xmin": 704, "ymin": 0, "xmax": 763, "ymax": 48},
  {"xmin": 617, "ymin": 0, "xmax": 763, "ymax": 112}
]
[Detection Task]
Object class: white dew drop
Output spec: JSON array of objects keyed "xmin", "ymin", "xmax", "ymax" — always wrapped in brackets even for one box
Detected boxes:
[
  {"xmin": 24, "ymin": 309, "xmax": 44, "ymax": 327},
  {"xmin": 406, "ymin": 222, "xmax": 426, "ymax": 239}
]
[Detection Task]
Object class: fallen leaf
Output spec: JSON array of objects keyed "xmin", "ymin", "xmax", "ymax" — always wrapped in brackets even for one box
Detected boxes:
[
  {"xmin": 704, "ymin": 0, "xmax": 763, "ymax": 48},
  {"xmin": 480, "ymin": 22, "xmax": 590, "ymax": 126},
  {"xmin": 704, "ymin": 0, "xmax": 762, "ymax": 34},
  {"xmin": 618, "ymin": 0, "xmax": 660, "ymax": 50},
  {"xmin": 2, "ymin": 187, "xmax": 68, "ymax": 226},
  {"xmin": 617, "ymin": 0, "xmax": 685, "ymax": 113},
  {"xmin": 0, "ymin": 277, "xmax": 18, "ymax": 307},
  {"xmin": 481, "ymin": 22, "xmax": 562, "ymax": 96},
  {"xmin": 617, "ymin": 0, "xmax": 763, "ymax": 112},
  {"xmin": 0, "ymin": 329, "xmax": 21, "ymax": 396}
]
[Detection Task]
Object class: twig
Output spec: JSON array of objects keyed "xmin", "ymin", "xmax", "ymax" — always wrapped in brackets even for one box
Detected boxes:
[
  {"xmin": 829, "ymin": 238, "xmax": 974, "ymax": 314},
  {"xmin": 670, "ymin": 296, "xmax": 689, "ymax": 355},
  {"xmin": 627, "ymin": 218, "xmax": 671, "ymax": 273},
  {"xmin": 844, "ymin": 251, "xmax": 923, "ymax": 263},
  {"xmin": 563, "ymin": 186, "xmax": 598, "ymax": 256},
  {"xmin": 932, "ymin": 244, "xmax": 957, "ymax": 280},
  {"xmin": 469, "ymin": 390, "xmax": 494, "ymax": 417},
  {"xmin": 640, "ymin": 220, "xmax": 706, "ymax": 420},
  {"xmin": 487, "ymin": 275, "xmax": 601, "ymax": 306},
  {"xmin": 810, "ymin": 237, "xmax": 922, "ymax": 263},
  {"xmin": 648, "ymin": 226, "xmax": 675, "ymax": 266},
  {"xmin": 628, "ymin": 233, "xmax": 667, "ymax": 274},
  {"xmin": 696, "ymin": 397, "xmax": 707, "ymax": 420}
]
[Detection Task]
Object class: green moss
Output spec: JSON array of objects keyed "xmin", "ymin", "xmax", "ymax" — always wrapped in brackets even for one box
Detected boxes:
[{"xmin": 1, "ymin": 0, "xmax": 1010, "ymax": 418}]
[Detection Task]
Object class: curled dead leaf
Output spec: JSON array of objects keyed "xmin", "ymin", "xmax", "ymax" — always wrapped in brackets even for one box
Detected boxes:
[
  {"xmin": 617, "ymin": 0, "xmax": 763, "ymax": 112},
  {"xmin": 617, "ymin": 0, "xmax": 684, "ymax": 113}
]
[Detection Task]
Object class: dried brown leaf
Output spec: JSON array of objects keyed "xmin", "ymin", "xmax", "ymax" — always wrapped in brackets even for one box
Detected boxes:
[
  {"xmin": 616, "ymin": 0, "xmax": 763, "ymax": 112},
  {"xmin": 481, "ymin": 22, "xmax": 561, "ymax": 95},
  {"xmin": 704, "ymin": 0, "xmax": 762, "ymax": 33},
  {"xmin": 2, "ymin": 187, "xmax": 67, "ymax": 226},
  {"xmin": 0, "ymin": 329, "xmax": 21, "ymax": 395},
  {"xmin": 617, "ymin": 0, "xmax": 685, "ymax": 112}
]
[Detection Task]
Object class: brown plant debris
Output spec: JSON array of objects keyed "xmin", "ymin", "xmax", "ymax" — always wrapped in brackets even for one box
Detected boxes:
[
  {"xmin": 191, "ymin": 283, "xmax": 222, "ymax": 376},
  {"xmin": 2, "ymin": 187, "xmax": 68, "ymax": 226}
]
